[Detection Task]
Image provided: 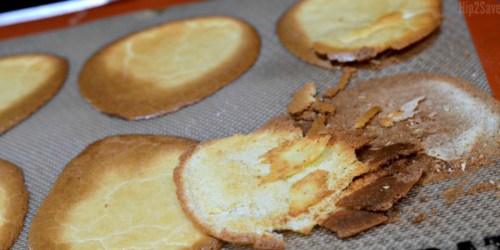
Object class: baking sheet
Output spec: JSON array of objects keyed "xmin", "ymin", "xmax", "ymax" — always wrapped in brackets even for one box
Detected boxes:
[{"xmin": 0, "ymin": 0, "xmax": 498, "ymax": 249}]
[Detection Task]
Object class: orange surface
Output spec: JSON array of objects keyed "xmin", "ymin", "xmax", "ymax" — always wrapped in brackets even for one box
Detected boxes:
[
  {"xmin": 460, "ymin": 0, "xmax": 500, "ymax": 100},
  {"xmin": 0, "ymin": 0, "xmax": 498, "ymax": 100},
  {"xmin": 0, "ymin": 0, "xmax": 201, "ymax": 40}
]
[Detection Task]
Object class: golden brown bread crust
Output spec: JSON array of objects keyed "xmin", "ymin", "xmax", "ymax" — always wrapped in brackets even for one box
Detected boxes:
[
  {"xmin": 276, "ymin": 1, "xmax": 332, "ymax": 68},
  {"xmin": 28, "ymin": 135, "xmax": 221, "ymax": 250},
  {"xmin": 0, "ymin": 159, "xmax": 29, "ymax": 250},
  {"xmin": 174, "ymin": 117, "xmax": 299, "ymax": 249},
  {"xmin": 79, "ymin": 16, "xmax": 261, "ymax": 120},
  {"xmin": 277, "ymin": 0, "xmax": 442, "ymax": 67},
  {"xmin": 0, "ymin": 54, "xmax": 67, "ymax": 135}
]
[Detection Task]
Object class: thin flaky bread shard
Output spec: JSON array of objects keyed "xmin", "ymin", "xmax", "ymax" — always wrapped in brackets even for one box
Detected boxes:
[
  {"xmin": 277, "ymin": 0, "xmax": 441, "ymax": 66},
  {"xmin": 175, "ymin": 116, "xmax": 373, "ymax": 249},
  {"xmin": 79, "ymin": 16, "xmax": 260, "ymax": 120},
  {"xmin": 29, "ymin": 135, "xmax": 222, "ymax": 250}
]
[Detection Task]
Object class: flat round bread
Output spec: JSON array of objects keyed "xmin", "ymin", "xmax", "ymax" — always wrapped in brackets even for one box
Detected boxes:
[
  {"xmin": 29, "ymin": 135, "xmax": 222, "ymax": 250},
  {"xmin": 175, "ymin": 117, "xmax": 373, "ymax": 248},
  {"xmin": 277, "ymin": 0, "xmax": 441, "ymax": 66},
  {"xmin": 79, "ymin": 16, "xmax": 260, "ymax": 120},
  {"xmin": 0, "ymin": 159, "xmax": 29, "ymax": 249},
  {"xmin": 0, "ymin": 54, "xmax": 67, "ymax": 134}
]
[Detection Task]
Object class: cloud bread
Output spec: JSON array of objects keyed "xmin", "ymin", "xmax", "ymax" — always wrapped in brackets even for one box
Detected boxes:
[
  {"xmin": 79, "ymin": 16, "xmax": 260, "ymax": 120},
  {"xmin": 0, "ymin": 54, "xmax": 67, "ymax": 135},
  {"xmin": 175, "ymin": 116, "xmax": 372, "ymax": 249},
  {"xmin": 0, "ymin": 159, "xmax": 29, "ymax": 250},
  {"xmin": 29, "ymin": 135, "xmax": 222, "ymax": 250},
  {"xmin": 277, "ymin": 0, "xmax": 441, "ymax": 66}
]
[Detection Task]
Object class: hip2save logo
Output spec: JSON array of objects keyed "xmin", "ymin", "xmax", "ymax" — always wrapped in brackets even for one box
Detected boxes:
[
  {"xmin": 460, "ymin": 0, "xmax": 500, "ymax": 17},
  {"xmin": 423, "ymin": 235, "xmax": 500, "ymax": 250}
]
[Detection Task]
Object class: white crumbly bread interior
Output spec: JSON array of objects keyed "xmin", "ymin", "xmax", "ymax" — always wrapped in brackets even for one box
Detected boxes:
[
  {"xmin": 179, "ymin": 125, "xmax": 370, "ymax": 244},
  {"xmin": 59, "ymin": 148, "xmax": 209, "ymax": 249},
  {"xmin": 295, "ymin": 0, "xmax": 440, "ymax": 61},
  {"xmin": 104, "ymin": 17, "xmax": 244, "ymax": 89},
  {"xmin": 419, "ymin": 81, "xmax": 500, "ymax": 161},
  {"xmin": 0, "ymin": 55, "xmax": 57, "ymax": 113}
]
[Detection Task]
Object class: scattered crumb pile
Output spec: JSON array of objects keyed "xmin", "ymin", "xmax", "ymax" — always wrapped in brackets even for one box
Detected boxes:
[{"xmin": 285, "ymin": 71, "xmax": 500, "ymax": 238}]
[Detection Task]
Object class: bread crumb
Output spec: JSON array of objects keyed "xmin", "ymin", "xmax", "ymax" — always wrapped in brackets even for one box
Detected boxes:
[
  {"xmin": 308, "ymin": 114, "xmax": 326, "ymax": 135},
  {"xmin": 411, "ymin": 213, "xmax": 427, "ymax": 224},
  {"xmin": 466, "ymin": 182, "xmax": 496, "ymax": 195},
  {"xmin": 338, "ymin": 67, "xmax": 356, "ymax": 90},
  {"xmin": 323, "ymin": 67, "xmax": 356, "ymax": 99},
  {"xmin": 386, "ymin": 216, "xmax": 400, "ymax": 223},
  {"xmin": 297, "ymin": 111, "xmax": 317, "ymax": 121},
  {"xmin": 382, "ymin": 185, "xmax": 390, "ymax": 190},
  {"xmin": 460, "ymin": 162, "xmax": 467, "ymax": 172},
  {"xmin": 442, "ymin": 188, "xmax": 464, "ymax": 205},
  {"xmin": 379, "ymin": 117, "xmax": 394, "ymax": 127},
  {"xmin": 311, "ymin": 102, "xmax": 335, "ymax": 114},
  {"xmin": 287, "ymin": 83, "xmax": 317, "ymax": 115},
  {"xmin": 419, "ymin": 195, "xmax": 428, "ymax": 203},
  {"xmin": 386, "ymin": 96, "xmax": 426, "ymax": 123},
  {"xmin": 354, "ymin": 106, "xmax": 382, "ymax": 129},
  {"xmin": 431, "ymin": 208, "xmax": 437, "ymax": 216},
  {"xmin": 323, "ymin": 87, "xmax": 340, "ymax": 98}
]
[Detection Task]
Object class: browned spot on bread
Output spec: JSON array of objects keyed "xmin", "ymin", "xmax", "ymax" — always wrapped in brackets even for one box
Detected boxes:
[
  {"xmin": 289, "ymin": 170, "xmax": 331, "ymax": 217},
  {"xmin": 320, "ymin": 210, "xmax": 387, "ymax": 238},
  {"xmin": 260, "ymin": 135, "xmax": 330, "ymax": 183},
  {"xmin": 287, "ymin": 82, "xmax": 317, "ymax": 115}
]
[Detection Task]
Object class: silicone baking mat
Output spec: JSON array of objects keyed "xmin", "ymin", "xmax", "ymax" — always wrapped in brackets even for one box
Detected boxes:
[{"xmin": 0, "ymin": 0, "xmax": 498, "ymax": 249}]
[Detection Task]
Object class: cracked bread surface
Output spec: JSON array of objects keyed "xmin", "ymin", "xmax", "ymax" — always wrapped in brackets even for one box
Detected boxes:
[
  {"xmin": 29, "ymin": 135, "xmax": 221, "ymax": 250},
  {"xmin": 175, "ymin": 117, "xmax": 372, "ymax": 249},
  {"xmin": 79, "ymin": 16, "xmax": 260, "ymax": 120}
]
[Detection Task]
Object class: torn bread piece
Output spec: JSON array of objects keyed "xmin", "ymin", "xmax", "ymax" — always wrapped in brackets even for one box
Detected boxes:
[
  {"xmin": 320, "ymin": 144, "xmax": 423, "ymax": 238},
  {"xmin": 380, "ymin": 95, "xmax": 426, "ymax": 127},
  {"xmin": 325, "ymin": 73, "xmax": 500, "ymax": 172},
  {"xmin": 0, "ymin": 160, "xmax": 29, "ymax": 249},
  {"xmin": 29, "ymin": 135, "xmax": 221, "ymax": 250},
  {"xmin": 354, "ymin": 106, "xmax": 382, "ymax": 129},
  {"xmin": 277, "ymin": 0, "xmax": 441, "ymax": 67},
  {"xmin": 79, "ymin": 16, "xmax": 260, "ymax": 120},
  {"xmin": 175, "ymin": 116, "xmax": 372, "ymax": 248},
  {"xmin": 320, "ymin": 210, "xmax": 387, "ymax": 238},
  {"xmin": 0, "ymin": 54, "xmax": 67, "ymax": 134},
  {"xmin": 287, "ymin": 82, "xmax": 317, "ymax": 115}
]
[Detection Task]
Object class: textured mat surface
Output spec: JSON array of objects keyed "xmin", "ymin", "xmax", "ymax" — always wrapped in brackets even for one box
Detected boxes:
[{"xmin": 0, "ymin": 0, "xmax": 498, "ymax": 249}]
